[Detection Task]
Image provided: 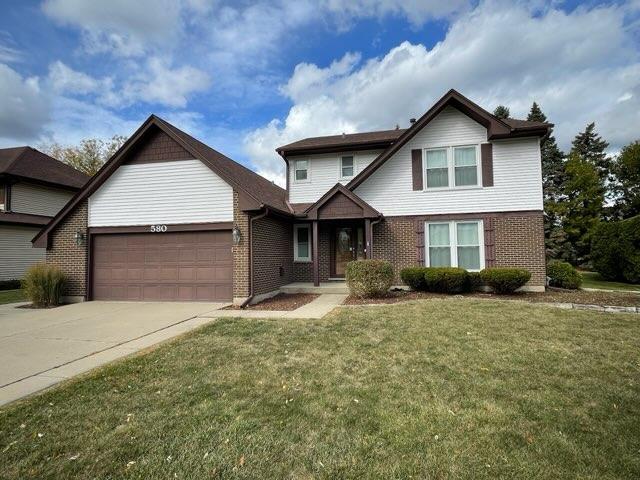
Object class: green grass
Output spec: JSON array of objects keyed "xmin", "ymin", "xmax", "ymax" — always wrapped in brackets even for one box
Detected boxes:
[
  {"xmin": 0, "ymin": 289, "xmax": 25, "ymax": 305},
  {"xmin": 1, "ymin": 299, "xmax": 639, "ymax": 479},
  {"xmin": 581, "ymin": 271, "xmax": 640, "ymax": 292}
]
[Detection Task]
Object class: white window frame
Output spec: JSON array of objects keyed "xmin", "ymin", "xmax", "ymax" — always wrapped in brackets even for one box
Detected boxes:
[
  {"xmin": 339, "ymin": 154, "xmax": 356, "ymax": 179},
  {"xmin": 293, "ymin": 224, "xmax": 312, "ymax": 262},
  {"xmin": 423, "ymin": 144, "xmax": 482, "ymax": 190},
  {"xmin": 293, "ymin": 159, "xmax": 311, "ymax": 184},
  {"xmin": 424, "ymin": 220, "xmax": 485, "ymax": 271}
]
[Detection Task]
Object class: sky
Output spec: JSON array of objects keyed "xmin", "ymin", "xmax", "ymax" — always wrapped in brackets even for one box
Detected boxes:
[{"xmin": 1, "ymin": 0, "xmax": 639, "ymax": 186}]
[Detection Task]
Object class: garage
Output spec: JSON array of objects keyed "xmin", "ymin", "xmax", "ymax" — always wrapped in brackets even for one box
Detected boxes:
[{"xmin": 91, "ymin": 230, "xmax": 232, "ymax": 301}]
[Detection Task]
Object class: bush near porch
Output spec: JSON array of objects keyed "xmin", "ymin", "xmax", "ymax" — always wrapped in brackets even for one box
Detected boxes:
[{"xmin": 345, "ymin": 259, "xmax": 393, "ymax": 298}]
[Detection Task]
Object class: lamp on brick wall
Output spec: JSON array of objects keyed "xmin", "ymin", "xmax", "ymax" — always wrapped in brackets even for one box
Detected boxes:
[
  {"xmin": 74, "ymin": 230, "xmax": 86, "ymax": 246},
  {"xmin": 232, "ymin": 225, "xmax": 242, "ymax": 245}
]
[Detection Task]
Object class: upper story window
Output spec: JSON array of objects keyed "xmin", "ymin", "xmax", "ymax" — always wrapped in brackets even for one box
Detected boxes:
[
  {"xmin": 424, "ymin": 145, "xmax": 480, "ymax": 189},
  {"xmin": 294, "ymin": 224, "xmax": 311, "ymax": 262},
  {"xmin": 294, "ymin": 160, "xmax": 309, "ymax": 182},
  {"xmin": 426, "ymin": 220, "xmax": 484, "ymax": 271},
  {"xmin": 341, "ymin": 156, "xmax": 354, "ymax": 178}
]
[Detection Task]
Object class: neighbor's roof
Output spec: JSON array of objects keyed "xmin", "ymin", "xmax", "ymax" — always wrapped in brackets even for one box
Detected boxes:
[
  {"xmin": 0, "ymin": 211, "xmax": 52, "ymax": 227},
  {"xmin": 276, "ymin": 128, "xmax": 407, "ymax": 155},
  {"xmin": 0, "ymin": 146, "xmax": 89, "ymax": 190}
]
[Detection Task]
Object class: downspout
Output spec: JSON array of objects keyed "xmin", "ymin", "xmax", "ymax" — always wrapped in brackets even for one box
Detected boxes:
[
  {"xmin": 240, "ymin": 207, "xmax": 269, "ymax": 308},
  {"xmin": 369, "ymin": 216, "xmax": 382, "ymax": 258}
]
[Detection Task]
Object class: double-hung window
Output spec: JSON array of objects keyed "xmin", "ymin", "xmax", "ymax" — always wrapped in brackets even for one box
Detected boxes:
[
  {"xmin": 424, "ymin": 145, "xmax": 480, "ymax": 189},
  {"xmin": 294, "ymin": 224, "xmax": 311, "ymax": 262},
  {"xmin": 294, "ymin": 160, "xmax": 309, "ymax": 182},
  {"xmin": 341, "ymin": 156, "xmax": 354, "ymax": 178},
  {"xmin": 426, "ymin": 220, "xmax": 484, "ymax": 271}
]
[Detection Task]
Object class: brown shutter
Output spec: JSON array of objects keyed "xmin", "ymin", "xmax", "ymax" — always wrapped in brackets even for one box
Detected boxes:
[
  {"xmin": 483, "ymin": 216, "xmax": 496, "ymax": 267},
  {"xmin": 411, "ymin": 149, "xmax": 423, "ymax": 190},
  {"xmin": 415, "ymin": 219, "xmax": 425, "ymax": 265},
  {"xmin": 481, "ymin": 143, "xmax": 493, "ymax": 187}
]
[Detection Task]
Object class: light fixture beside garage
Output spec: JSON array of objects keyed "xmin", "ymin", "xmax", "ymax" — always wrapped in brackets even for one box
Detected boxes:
[
  {"xmin": 232, "ymin": 225, "xmax": 242, "ymax": 245},
  {"xmin": 74, "ymin": 230, "xmax": 86, "ymax": 246}
]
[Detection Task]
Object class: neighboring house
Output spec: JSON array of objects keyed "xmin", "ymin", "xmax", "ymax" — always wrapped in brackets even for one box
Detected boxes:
[
  {"xmin": 0, "ymin": 147, "xmax": 88, "ymax": 281},
  {"xmin": 34, "ymin": 89, "xmax": 550, "ymax": 304}
]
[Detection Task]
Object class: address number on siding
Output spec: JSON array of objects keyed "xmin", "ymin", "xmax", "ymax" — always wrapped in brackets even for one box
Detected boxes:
[{"xmin": 150, "ymin": 224, "xmax": 168, "ymax": 233}]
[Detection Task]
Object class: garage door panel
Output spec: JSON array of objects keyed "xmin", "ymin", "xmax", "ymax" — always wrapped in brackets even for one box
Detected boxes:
[{"xmin": 92, "ymin": 230, "xmax": 232, "ymax": 301}]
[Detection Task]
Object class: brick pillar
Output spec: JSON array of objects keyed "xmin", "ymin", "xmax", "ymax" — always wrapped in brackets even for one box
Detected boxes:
[{"xmin": 232, "ymin": 190, "xmax": 251, "ymax": 303}]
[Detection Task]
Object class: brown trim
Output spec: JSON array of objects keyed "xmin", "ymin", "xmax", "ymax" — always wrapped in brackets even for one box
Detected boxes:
[
  {"xmin": 86, "ymin": 232, "xmax": 94, "ymax": 301},
  {"xmin": 411, "ymin": 149, "xmax": 423, "ymax": 191},
  {"xmin": 87, "ymin": 221, "xmax": 233, "ymax": 235},
  {"xmin": 278, "ymin": 141, "xmax": 394, "ymax": 157},
  {"xmin": 481, "ymin": 143, "xmax": 493, "ymax": 187},
  {"xmin": 304, "ymin": 183, "xmax": 381, "ymax": 220},
  {"xmin": 404, "ymin": 210, "xmax": 542, "ymax": 222},
  {"xmin": 312, "ymin": 220, "xmax": 319, "ymax": 286},
  {"xmin": 0, "ymin": 174, "xmax": 82, "ymax": 193},
  {"xmin": 365, "ymin": 218, "xmax": 372, "ymax": 259},
  {"xmin": 0, "ymin": 211, "xmax": 52, "ymax": 227}
]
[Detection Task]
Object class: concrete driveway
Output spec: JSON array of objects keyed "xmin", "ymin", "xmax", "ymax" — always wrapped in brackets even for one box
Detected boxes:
[{"xmin": 0, "ymin": 301, "xmax": 226, "ymax": 406}]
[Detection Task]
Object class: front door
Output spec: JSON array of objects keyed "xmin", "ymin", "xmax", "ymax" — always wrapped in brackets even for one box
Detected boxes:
[{"xmin": 332, "ymin": 225, "xmax": 365, "ymax": 277}]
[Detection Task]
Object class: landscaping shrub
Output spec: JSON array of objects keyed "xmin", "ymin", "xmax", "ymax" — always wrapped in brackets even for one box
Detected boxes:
[
  {"xmin": 467, "ymin": 271, "xmax": 484, "ymax": 291},
  {"xmin": 547, "ymin": 260, "xmax": 582, "ymax": 289},
  {"xmin": 400, "ymin": 267, "xmax": 428, "ymax": 291},
  {"xmin": 345, "ymin": 260, "xmax": 393, "ymax": 298},
  {"xmin": 22, "ymin": 263, "xmax": 67, "ymax": 308},
  {"xmin": 423, "ymin": 267, "xmax": 469, "ymax": 293},
  {"xmin": 0, "ymin": 279, "xmax": 21, "ymax": 291},
  {"xmin": 480, "ymin": 268, "xmax": 531, "ymax": 294},
  {"xmin": 591, "ymin": 216, "xmax": 640, "ymax": 284}
]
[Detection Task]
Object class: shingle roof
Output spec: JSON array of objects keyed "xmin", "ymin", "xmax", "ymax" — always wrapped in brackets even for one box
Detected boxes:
[
  {"xmin": 501, "ymin": 118, "xmax": 550, "ymax": 130},
  {"xmin": 0, "ymin": 211, "xmax": 52, "ymax": 226},
  {"xmin": 276, "ymin": 128, "xmax": 406, "ymax": 154},
  {"xmin": 0, "ymin": 146, "xmax": 89, "ymax": 189}
]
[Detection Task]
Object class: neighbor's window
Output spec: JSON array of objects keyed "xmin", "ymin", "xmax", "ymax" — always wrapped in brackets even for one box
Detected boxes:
[
  {"xmin": 341, "ymin": 156, "xmax": 354, "ymax": 178},
  {"xmin": 425, "ymin": 148, "xmax": 449, "ymax": 188},
  {"xmin": 426, "ymin": 220, "xmax": 483, "ymax": 271},
  {"xmin": 294, "ymin": 160, "xmax": 309, "ymax": 182},
  {"xmin": 454, "ymin": 146, "xmax": 478, "ymax": 186},
  {"xmin": 0, "ymin": 185, "xmax": 5, "ymax": 211},
  {"xmin": 294, "ymin": 224, "xmax": 311, "ymax": 262}
]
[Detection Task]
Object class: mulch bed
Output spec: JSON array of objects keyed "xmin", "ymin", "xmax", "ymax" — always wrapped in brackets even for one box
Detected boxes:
[
  {"xmin": 224, "ymin": 293, "xmax": 319, "ymax": 311},
  {"xmin": 345, "ymin": 287, "xmax": 640, "ymax": 307}
]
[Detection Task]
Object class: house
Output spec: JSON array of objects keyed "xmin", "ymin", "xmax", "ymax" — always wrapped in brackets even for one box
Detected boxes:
[
  {"xmin": 33, "ymin": 89, "xmax": 549, "ymax": 304},
  {"xmin": 1, "ymin": 147, "xmax": 88, "ymax": 281}
]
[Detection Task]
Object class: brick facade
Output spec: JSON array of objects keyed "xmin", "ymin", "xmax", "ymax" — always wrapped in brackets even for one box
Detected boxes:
[
  {"xmin": 232, "ymin": 190, "xmax": 250, "ymax": 299},
  {"xmin": 46, "ymin": 200, "xmax": 88, "ymax": 298},
  {"xmin": 371, "ymin": 217, "xmax": 417, "ymax": 283},
  {"xmin": 252, "ymin": 216, "xmax": 293, "ymax": 295},
  {"xmin": 292, "ymin": 223, "xmax": 331, "ymax": 282}
]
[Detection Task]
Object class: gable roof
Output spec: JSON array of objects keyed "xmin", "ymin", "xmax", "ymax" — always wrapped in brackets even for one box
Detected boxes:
[
  {"xmin": 33, "ymin": 115, "xmax": 290, "ymax": 248},
  {"xmin": 347, "ymin": 89, "xmax": 552, "ymax": 190},
  {"xmin": 276, "ymin": 128, "xmax": 406, "ymax": 156},
  {"xmin": 301, "ymin": 183, "xmax": 381, "ymax": 220},
  {"xmin": 0, "ymin": 146, "xmax": 88, "ymax": 190}
]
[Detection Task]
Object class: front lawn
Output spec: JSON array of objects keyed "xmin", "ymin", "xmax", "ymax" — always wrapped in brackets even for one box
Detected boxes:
[
  {"xmin": 580, "ymin": 271, "xmax": 640, "ymax": 292},
  {"xmin": 1, "ymin": 299, "xmax": 638, "ymax": 479},
  {"xmin": 0, "ymin": 289, "xmax": 25, "ymax": 305}
]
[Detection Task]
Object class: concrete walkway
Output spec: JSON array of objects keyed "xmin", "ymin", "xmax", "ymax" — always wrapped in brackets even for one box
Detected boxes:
[{"xmin": 0, "ymin": 301, "xmax": 225, "ymax": 406}]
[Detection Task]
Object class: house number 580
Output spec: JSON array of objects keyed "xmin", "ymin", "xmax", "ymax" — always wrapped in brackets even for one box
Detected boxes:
[{"xmin": 150, "ymin": 224, "xmax": 168, "ymax": 232}]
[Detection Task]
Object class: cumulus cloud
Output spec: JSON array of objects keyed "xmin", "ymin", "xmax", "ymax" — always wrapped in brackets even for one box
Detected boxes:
[{"xmin": 244, "ymin": 1, "xmax": 640, "ymax": 185}]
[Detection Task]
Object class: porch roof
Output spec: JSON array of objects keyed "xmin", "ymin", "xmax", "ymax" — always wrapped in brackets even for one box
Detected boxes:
[{"xmin": 296, "ymin": 183, "xmax": 381, "ymax": 221}]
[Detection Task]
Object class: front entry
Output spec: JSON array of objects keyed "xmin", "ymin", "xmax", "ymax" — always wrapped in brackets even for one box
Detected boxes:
[{"xmin": 331, "ymin": 224, "xmax": 365, "ymax": 277}]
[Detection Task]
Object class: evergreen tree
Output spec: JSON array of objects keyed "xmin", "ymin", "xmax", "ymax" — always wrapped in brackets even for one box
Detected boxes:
[
  {"xmin": 612, "ymin": 140, "xmax": 640, "ymax": 219},
  {"xmin": 493, "ymin": 105, "xmax": 510, "ymax": 119},
  {"xmin": 527, "ymin": 102, "xmax": 565, "ymax": 258},
  {"xmin": 561, "ymin": 153, "xmax": 605, "ymax": 266},
  {"xmin": 570, "ymin": 122, "xmax": 611, "ymax": 186}
]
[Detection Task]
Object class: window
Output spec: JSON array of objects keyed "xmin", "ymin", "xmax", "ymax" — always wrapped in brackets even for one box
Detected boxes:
[
  {"xmin": 425, "ymin": 220, "xmax": 484, "ymax": 271},
  {"xmin": 294, "ymin": 224, "xmax": 311, "ymax": 262},
  {"xmin": 424, "ymin": 145, "xmax": 480, "ymax": 189},
  {"xmin": 425, "ymin": 149, "xmax": 448, "ymax": 188},
  {"xmin": 294, "ymin": 160, "xmax": 309, "ymax": 182},
  {"xmin": 341, "ymin": 156, "xmax": 354, "ymax": 178},
  {"xmin": 0, "ymin": 184, "xmax": 4, "ymax": 211}
]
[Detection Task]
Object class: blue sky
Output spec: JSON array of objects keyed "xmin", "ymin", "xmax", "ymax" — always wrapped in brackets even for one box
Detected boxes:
[{"xmin": 1, "ymin": 0, "xmax": 639, "ymax": 184}]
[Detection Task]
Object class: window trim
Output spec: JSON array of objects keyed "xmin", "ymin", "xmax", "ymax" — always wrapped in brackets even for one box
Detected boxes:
[
  {"xmin": 423, "ymin": 144, "xmax": 482, "ymax": 191},
  {"xmin": 293, "ymin": 224, "xmax": 312, "ymax": 262},
  {"xmin": 293, "ymin": 159, "xmax": 311, "ymax": 184},
  {"xmin": 424, "ymin": 220, "xmax": 485, "ymax": 271},
  {"xmin": 339, "ymin": 154, "xmax": 356, "ymax": 179}
]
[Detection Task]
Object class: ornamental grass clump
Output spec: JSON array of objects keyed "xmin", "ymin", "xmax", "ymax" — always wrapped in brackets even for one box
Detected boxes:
[
  {"xmin": 22, "ymin": 263, "xmax": 66, "ymax": 308},
  {"xmin": 345, "ymin": 260, "xmax": 393, "ymax": 298}
]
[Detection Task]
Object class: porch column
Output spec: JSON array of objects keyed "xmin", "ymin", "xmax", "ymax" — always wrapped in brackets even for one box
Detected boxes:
[
  {"xmin": 365, "ymin": 219, "xmax": 372, "ymax": 259},
  {"xmin": 312, "ymin": 220, "xmax": 320, "ymax": 286}
]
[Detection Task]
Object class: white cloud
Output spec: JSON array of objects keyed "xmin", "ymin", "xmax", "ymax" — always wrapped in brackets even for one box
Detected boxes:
[
  {"xmin": 48, "ymin": 61, "xmax": 111, "ymax": 95},
  {"xmin": 0, "ymin": 64, "xmax": 50, "ymax": 145},
  {"xmin": 244, "ymin": 1, "xmax": 640, "ymax": 185}
]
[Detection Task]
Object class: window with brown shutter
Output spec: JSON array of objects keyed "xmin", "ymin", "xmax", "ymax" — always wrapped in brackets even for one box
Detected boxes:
[
  {"xmin": 411, "ymin": 149, "xmax": 423, "ymax": 190},
  {"xmin": 481, "ymin": 143, "xmax": 494, "ymax": 187}
]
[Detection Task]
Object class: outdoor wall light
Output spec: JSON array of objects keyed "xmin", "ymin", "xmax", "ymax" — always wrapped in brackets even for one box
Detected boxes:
[
  {"xmin": 74, "ymin": 230, "xmax": 87, "ymax": 247},
  {"xmin": 232, "ymin": 225, "xmax": 242, "ymax": 245}
]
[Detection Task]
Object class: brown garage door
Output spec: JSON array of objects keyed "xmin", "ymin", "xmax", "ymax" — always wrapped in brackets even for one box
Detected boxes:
[{"xmin": 91, "ymin": 230, "xmax": 232, "ymax": 301}]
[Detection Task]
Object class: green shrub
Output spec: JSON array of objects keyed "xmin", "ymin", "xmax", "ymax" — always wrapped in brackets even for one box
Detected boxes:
[
  {"xmin": 480, "ymin": 268, "xmax": 531, "ymax": 294},
  {"xmin": 0, "ymin": 279, "xmax": 22, "ymax": 291},
  {"xmin": 423, "ymin": 267, "xmax": 469, "ymax": 293},
  {"xmin": 400, "ymin": 267, "xmax": 428, "ymax": 290},
  {"xmin": 547, "ymin": 260, "xmax": 582, "ymax": 289},
  {"xmin": 592, "ymin": 216, "xmax": 640, "ymax": 284},
  {"xmin": 467, "ymin": 271, "xmax": 484, "ymax": 291},
  {"xmin": 345, "ymin": 260, "xmax": 393, "ymax": 298},
  {"xmin": 22, "ymin": 263, "xmax": 66, "ymax": 308}
]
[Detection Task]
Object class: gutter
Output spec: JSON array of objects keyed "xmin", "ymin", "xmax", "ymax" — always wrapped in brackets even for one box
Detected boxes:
[{"xmin": 240, "ymin": 208, "xmax": 269, "ymax": 308}]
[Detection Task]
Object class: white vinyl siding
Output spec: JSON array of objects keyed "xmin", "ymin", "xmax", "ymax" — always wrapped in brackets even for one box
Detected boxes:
[
  {"xmin": 10, "ymin": 182, "xmax": 74, "ymax": 217},
  {"xmin": 88, "ymin": 159, "xmax": 233, "ymax": 227},
  {"xmin": 425, "ymin": 220, "xmax": 484, "ymax": 271},
  {"xmin": 355, "ymin": 106, "xmax": 543, "ymax": 215},
  {"xmin": 289, "ymin": 150, "xmax": 381, "ymax": 204},
  {"xmin": 0, "ymin": 225, "xmax": 45, "ymax": 280}
]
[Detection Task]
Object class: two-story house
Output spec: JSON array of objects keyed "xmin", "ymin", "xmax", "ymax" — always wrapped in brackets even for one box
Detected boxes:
[
  {"xmin": 34, "ymin": 90, "xmax": 549, "ymax": 304},
  {"xmin": 1, "ymin": 147, "xmax": 88, "ymax": 281}
]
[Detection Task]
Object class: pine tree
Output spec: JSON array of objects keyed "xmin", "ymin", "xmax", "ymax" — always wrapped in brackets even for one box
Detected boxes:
[
  {"xmin": 570, "ymin": 122, "xmax": 611, "ymax": 186},
  {"xmin": 612, "ymin": 140, "xmax": 640, "ymax": 219},
  {"xmin": 493, "ymin": 105, "xmax": 510, "ymax": 119}
]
